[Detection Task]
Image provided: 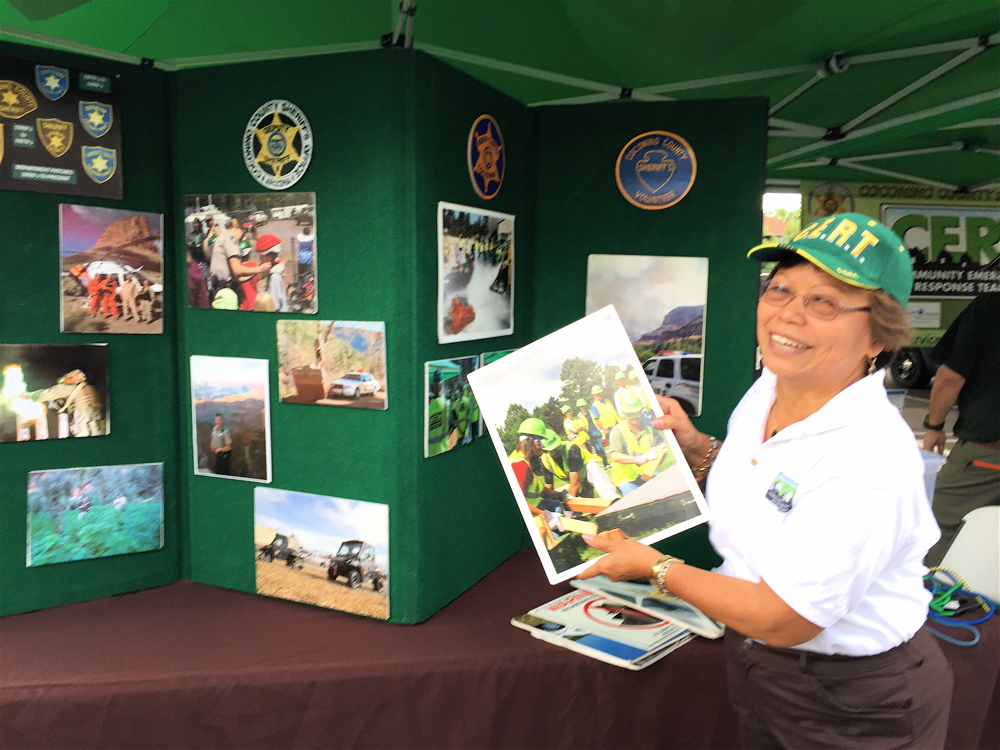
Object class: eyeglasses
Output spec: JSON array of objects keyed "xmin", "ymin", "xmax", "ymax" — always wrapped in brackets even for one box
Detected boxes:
[{"xmin": 761, "ymin": 283, "xmax": 871, "ymax": 321}]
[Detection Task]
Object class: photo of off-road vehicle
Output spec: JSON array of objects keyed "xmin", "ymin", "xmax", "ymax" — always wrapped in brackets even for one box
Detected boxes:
[{"xmin": 327, "ymin": 539, "xmax": 385, "ymax": 592}]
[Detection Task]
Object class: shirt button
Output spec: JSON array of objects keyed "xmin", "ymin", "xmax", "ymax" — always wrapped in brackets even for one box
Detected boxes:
[{"xmin": 751, "ymin": 458, "xmax": 757, "ymax": 465}]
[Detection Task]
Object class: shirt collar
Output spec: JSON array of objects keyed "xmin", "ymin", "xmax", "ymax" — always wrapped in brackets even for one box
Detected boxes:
[{"xmin": 758, "ymin": 368, "xmax": 888, "ymax": 440}]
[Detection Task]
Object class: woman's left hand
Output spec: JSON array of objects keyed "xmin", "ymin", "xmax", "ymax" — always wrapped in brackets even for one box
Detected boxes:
[{"xmin": 576, "ymin": 534, "xmax": 664, "ymax": 582}]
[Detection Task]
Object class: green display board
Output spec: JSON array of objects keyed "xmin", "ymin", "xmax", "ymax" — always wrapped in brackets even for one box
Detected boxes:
[
  {"xmin": 1, "ymin": 43, "xmax": 766, "ymax": 622},
  {"xmin": 0, "ymin": 41, "xmax": 180, "ymax": 615}
]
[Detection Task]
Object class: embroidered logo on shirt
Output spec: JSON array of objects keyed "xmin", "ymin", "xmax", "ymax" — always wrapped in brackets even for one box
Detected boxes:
[{"xmin": 765, "ymin": 473, "xmax": 797, "ymax": 513}]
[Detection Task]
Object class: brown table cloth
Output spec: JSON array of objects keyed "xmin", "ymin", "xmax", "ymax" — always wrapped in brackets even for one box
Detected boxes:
[{"xmin": 1, "ymin": 548, "xmax": 996, "ymax": 749}]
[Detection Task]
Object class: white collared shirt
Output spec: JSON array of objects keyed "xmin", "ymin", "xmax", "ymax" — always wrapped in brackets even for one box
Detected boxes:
[{"xmin": 708, "ymin": 369, "xmax": 938, "ymax": 655}]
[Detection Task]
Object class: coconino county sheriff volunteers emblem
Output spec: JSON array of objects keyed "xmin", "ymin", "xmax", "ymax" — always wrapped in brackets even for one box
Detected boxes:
[
  {"xmin": 468, "ymin": 114, "xmax": 505, "ymax": 200},
  {"xmin": 243, "ymin": 99, "xmax": 313, "ymax": 190},
  {"xmin": 615, "ymin": 130, "xmax": 696, "ymax": 210}
]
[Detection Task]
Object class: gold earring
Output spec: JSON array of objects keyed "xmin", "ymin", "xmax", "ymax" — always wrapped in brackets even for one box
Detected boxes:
[{"xmin": 867, "ymin": 357, "xmax": 877, "ymax": 376}]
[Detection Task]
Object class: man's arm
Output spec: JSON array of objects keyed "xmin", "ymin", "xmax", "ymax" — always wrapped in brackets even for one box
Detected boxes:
[{"xmin": 923, "ymin": 363, "xmax": 966, "ymax": 453}]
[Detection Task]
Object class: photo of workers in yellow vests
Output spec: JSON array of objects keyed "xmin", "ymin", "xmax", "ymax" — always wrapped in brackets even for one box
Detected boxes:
[
  {"xmin": 424, "ymin": 356, "xmax": 482, "ymax": 458},
  {"xmin": 468, "ymin": 306, "xmax": 708, "ymax": 584}
]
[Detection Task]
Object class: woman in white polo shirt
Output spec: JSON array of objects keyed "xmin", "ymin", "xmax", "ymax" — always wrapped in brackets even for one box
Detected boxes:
[{"xmin": 579, "ymin": 213, "xmax": 952, "ymax": 749}]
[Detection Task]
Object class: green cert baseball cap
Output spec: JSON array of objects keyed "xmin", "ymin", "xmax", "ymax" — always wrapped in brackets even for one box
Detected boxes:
[{"xmin": 748, "ymin": 212, "xmax": 912, "ymax": 306}]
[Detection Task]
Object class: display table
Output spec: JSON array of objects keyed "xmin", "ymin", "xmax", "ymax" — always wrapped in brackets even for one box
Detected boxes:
[{"xmin": 1, "ymin": 549, "xmax": 997, "ymax": 749}]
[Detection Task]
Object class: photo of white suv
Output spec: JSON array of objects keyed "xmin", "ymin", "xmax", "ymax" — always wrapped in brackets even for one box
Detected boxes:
[{"xmin": 642, "ymin": 352, "xmax": 702, "ymax": 416}]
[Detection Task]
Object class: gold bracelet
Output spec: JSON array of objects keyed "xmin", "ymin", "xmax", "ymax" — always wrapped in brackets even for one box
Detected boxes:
[
  {"xmin": 692, "ymin": 437, "xmax": 720, "ymax": 476},
  {"xmin": 650, "ymin": 554, "xmax": 684, "ymax": 595}
]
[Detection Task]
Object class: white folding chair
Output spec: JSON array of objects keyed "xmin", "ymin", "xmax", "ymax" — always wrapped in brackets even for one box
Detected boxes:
[{"xmin": 940, "ymin": 505, "xmax": 1000, "ymax": 603}]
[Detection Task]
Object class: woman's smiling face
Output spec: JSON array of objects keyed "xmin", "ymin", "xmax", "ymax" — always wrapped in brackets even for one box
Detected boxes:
[{"xmin": 757, "ymin": 261, "xmax": 882, "ymax": 391}]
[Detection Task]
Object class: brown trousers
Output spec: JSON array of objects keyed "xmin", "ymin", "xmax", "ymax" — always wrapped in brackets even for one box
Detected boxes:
[{"xmin": 725, "ymin": 625, "xmax": 952, "ymax": 749}]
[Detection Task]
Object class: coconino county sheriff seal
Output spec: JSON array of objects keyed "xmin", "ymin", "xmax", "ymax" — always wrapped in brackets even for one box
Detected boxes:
[
  {"xmin": 243, "ymin": 99, "xmax": 313, "ymax": 190},
  {"xmin": 615, "ymin": 130, "xmax": 696, "ymax": 210}
]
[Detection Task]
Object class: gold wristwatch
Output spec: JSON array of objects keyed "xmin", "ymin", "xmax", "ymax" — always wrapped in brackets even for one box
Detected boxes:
[{"xmin": 650, "ymin": 554, "xmax": 684, "ymax": 595}]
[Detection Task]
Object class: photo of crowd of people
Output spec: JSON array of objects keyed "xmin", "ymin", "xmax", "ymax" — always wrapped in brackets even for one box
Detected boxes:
[
  {"xmin": 468, "ymin": 307, "xmax": 707, "ymax": 583},
  {"xmin": 59, "ymin": 205, "xmax": 163, "ymax": 334},
  {"xmin": 185, "ymin": 192, "xmax": 317, "ymax": 314},
  {"xmin": 437, "ymin": 202, "xmax": 514, "ymax": 343},
  {"xmin": 424, "ymin": 356, "xmax": 482, "ymax": 458}
]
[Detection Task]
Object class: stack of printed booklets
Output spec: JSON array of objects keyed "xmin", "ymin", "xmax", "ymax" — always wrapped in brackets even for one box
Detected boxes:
[{"xmin": 512, "ymin": 575, "xmax": 724, "ymax": 670}]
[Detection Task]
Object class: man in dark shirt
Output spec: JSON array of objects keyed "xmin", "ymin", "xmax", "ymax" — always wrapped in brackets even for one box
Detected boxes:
[{"xmin": 923, "ymin": 292, "xmax": 1000, "ymax": 566}]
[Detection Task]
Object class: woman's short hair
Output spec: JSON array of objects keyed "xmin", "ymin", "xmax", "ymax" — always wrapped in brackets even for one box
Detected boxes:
[
  {"xmin": 765, "ymin": 254, "xmax": 912, "ymax": 370},
  {"xmin": 868, "ymin": 289, "xmax": 912, "ymax": 370}
]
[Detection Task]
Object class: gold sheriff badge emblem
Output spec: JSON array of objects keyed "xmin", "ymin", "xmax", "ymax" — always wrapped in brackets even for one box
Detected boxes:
[
  {"xmin": 0, "ymin": 80, "xmax": 38, "ymax": 119},
  {"xmin": 36, "ymin": 118, "xmax": 73, "ymax": 158}
]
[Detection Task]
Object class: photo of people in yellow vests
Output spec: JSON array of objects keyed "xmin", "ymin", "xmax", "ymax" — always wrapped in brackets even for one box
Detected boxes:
[
  {"xmin": 466, "ymin": 307, "xmax": 709, "ymax": 583},
  {"xmin": 607, "ymin": 392, "xmax": 673, "ymax": 495},
  {"xmin": 424, "ymin": 356, "xmax": 482, "ymax": 458}
]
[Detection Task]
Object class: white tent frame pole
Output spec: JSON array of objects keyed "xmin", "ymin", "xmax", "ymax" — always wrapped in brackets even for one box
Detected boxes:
[
  {"xmin": 417, "ymin": 44, "xmax": 622, "ymax": 95},
  {"xmin": 633, "ymin": 32, "xmax": 999, "ymax": 99},
  {"xmin": 775, "ymin": 159, "xmax": 840, "ymax": 170},
  {"xmin": 769, "ymin": 72, "xmax": 825, "ymax": 116},
  {"xmin": 768, "ymin": 90, "xmax": 1000, "ymax": 165},
  {"xmin": 390, "ymin": 0, "xmax": 416, "ymax": 47},
  {"xmin": 970, "ymin": 177, "xmax": 1000, "ymax": 190},
  {"xmin": 835, "ymin": 159, "xmax": 959, "ymax": 191},
  {"xmin": 940, "ymin": 117, "xmax": 1000, "ymax": 130},
  {"xmin": 850, "ymin": 33, "xmax": 1000, "ymax": 63},
  {"xmin": 769, "ymin": 118, "xmax": 826, "ymax": 137},
  {"xmin": 0, "ymin": 26, "xmax": 142, "ymax": 65},
  {"xmin": 635, "ymin": 64, "xmax": 813, "ymax": 96},
  {"xmin": 846, "ymin": 144, "xmax": 965, "ymax": 162},
  {"xmin": 974, "ymin": 147, "xmax": 1000, "ymax": 157},
  {"xmin": 528, "ymin": 92, "xmax": 621, "ymax": 107},
  {"xmin": 841, "ymin": 42, "xmax": 988, "ymax": 133}
]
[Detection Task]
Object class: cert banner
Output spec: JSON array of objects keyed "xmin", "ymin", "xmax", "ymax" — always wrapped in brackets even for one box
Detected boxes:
[{"xmin": 1, "ymin": 56, "xmax": 122, "ymax": 199}]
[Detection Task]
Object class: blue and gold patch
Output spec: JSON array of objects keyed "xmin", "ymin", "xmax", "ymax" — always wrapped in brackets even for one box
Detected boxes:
[
  {"xmin": 82, "ymin": 145, "xmax": 116, "ymax": 183},
  {"xmin": 615, "ymin": 131, "xmax": 696, "ymax": 210},
  {"xmin": 35, "ymin": 65, "xmax": 69, "ymax": 101},
  {"xmin": 467, "ymin": 114, "xmax": 505, "ymax": 200},
  {"xmin": 79, "ymin": 101, "xmax": 112, "ymax": 138}
]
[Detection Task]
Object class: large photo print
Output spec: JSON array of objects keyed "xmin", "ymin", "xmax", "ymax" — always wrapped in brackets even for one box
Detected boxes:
[
  {"xmin": 468, "ymin": 306, "xmax": 708, "ymax": 584},
  {"xmin": 184, "ymin": 192, "xmax": 317, "ymax": 313},
  {"xmin": 437, "ymin": 202, "xmax": 513, "ymax": 343}
]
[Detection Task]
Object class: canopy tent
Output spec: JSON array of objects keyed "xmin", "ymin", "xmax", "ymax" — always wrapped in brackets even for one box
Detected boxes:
[{"xmin": 2, "ymin": 0, "xmax": 998, "ymax": 190}]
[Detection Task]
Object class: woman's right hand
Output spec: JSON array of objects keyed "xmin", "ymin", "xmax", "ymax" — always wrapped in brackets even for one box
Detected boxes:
[{"xmin": 653, "ymin": 395, "xmax": 709, "ymax": 468}]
